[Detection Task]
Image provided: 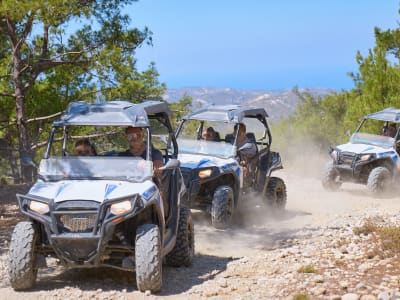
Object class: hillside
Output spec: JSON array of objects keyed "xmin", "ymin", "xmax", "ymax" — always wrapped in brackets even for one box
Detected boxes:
[{"xmin": 164, "ymin": 87, "xmax": 334, "ymax": 122}]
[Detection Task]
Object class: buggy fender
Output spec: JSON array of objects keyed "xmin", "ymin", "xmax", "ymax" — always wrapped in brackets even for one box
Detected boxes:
[{"xmin": 266, "ymin": 152, "xmax": 283, "ymax": 176}]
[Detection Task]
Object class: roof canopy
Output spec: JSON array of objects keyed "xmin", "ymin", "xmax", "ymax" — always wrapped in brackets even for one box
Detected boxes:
[
  {"xmin": 364, "ymin": 107, "xmax": 400, "ymax": 123},
  {"xmin": 182, "ymin": 105, "xmax": 268, "ymax": 123},
  {"xmin": 53, "ymin": 100, "xmax": 171, "ymax": 127}
]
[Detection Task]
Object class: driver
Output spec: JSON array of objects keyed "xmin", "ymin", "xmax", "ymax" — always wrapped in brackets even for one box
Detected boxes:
[{"xmin": 119, "ymin": 127, "xmax": 163, "ymax": 172}]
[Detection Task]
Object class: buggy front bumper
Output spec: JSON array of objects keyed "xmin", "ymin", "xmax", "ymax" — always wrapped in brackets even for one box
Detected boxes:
[{"xmin": 16, "ymin": 193, "xmax": 159, "ymax": 268}]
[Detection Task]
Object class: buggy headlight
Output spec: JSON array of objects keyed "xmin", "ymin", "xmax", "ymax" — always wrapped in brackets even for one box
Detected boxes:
[
  {"xmin": 110, "ymin": 200, "xmax": 132, "ymax": 215},
  {"xmin": 29, "ymin": 200, "xmax": 49, "ymax": 214},
  {"xmin": 330, "ymin": 150, "xmax": 338, "ymax": 160},
  {"xmin": 198, "ymin": 169, "xmax": 212, "ymax": 178},
  {"xmin": 360, "ymin": 154, "xmax": 373, "ymax": 161}
]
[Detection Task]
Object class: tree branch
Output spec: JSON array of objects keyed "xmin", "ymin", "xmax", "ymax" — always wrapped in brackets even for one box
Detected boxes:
[
  {"xmin": 26, "ymin": 111, "xmax": 64, "ymax": 123},
  {"xmin": 0, "ymin": 91, "xmax": 15, "ymax": 97},
  {"xmin": 15, "ymin": 13, "xmax": 34, "ymax": 53}
]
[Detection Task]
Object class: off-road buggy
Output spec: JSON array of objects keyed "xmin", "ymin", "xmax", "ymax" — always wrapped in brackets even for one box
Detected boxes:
[
  {"xmin": 8, "ymin": 100, "xmax": 194, "ymax": 293},
  {"xmin": 175, "ymin": 105, "xmax": 287, "ymax": 229},
  {"xmin": 322, "ymin": 107, "xmax": 400, "ymax": 197}
]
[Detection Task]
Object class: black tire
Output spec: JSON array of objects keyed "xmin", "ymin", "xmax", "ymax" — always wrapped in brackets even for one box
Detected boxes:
[
  {"xmin": 165, "ymin": 207, "xmax": 194, "ymax": 267},
  {"xmin": 367, "ymin": 166, "xmax": 391, "ymax": 197},
  {"xmin": 264, "ymin": 177, "xmax": 287, "ymax": 210},
  {"xmin": 8, "ymin": 221, "xmax": 38, "ymax": 291},
  {"xmin": 321, "ymin": 162, "xmax": 342, "ymax": 191},
  {"xmin": 211, "ymin": 185, "xmax": 234, "ymax": 229},
  {"xmin": 135, "ymin": 224, "xmax": 162, "ymax": 293}
]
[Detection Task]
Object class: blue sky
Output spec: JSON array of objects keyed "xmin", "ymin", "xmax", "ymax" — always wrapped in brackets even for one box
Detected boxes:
[{"xmin": 128, "ymin": 1, "xmax": 399, "ymax": 91}]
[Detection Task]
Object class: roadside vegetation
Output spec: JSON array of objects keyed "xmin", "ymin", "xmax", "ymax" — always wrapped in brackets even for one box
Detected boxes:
[
  {"xmin": 0, "ymin": 0, "xmax": 192, "ymax": 184},
  {"xmin": 273, "ymin": 22, "xmax": 400, "ymax": 161},
  {"xmin": 354, "ymin": 218, "xmax": 400, "ymax": 258},
  {"xmin": 1, "ymin": 2, "xmax": 400, "ymax": 184}
]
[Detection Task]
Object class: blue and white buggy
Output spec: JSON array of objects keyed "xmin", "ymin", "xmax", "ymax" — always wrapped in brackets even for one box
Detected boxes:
[
  {"xmin": 175, "ymin": 105, "xmax": 287, "ymax": 229},
  {"xmin": 8, "ymin": 100, "xmax": 194, "ymax": 293},
  {"xmin": 323, "ymin": 107, "xmax": 400, "ymax": 197}
]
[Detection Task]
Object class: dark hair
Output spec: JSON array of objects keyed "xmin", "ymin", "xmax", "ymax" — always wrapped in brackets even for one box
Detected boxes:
[
  {"xmin": 125, "ymin": 126, "xmax": 144, "ymax": 134},
  {"xmin": 234, "ymin": 123, "xmax": 246, "ymax": 132},
  {"xmin": 206, "ymin": 127, "xmax": 215, "ymax": 134},
  {"xmin": 75, "ymin": 138, "xmax": 97, "ymax": 155}
]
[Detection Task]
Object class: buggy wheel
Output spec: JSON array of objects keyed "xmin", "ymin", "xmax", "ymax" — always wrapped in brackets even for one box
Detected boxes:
[
  {"xmin": 165, "ymin": 207, "xmax": 194, "ymax": 267},
  {"xmin": 8, "ymin": 221, "xmax": 38, "ymax": 290},
  {"xmin": 264, "ymin": 177, "xmax": 287, "ymax": 211},
  {"xmin": 135, "ymin": 224, "xmax": 162, "ymax": 293},
  {"xmin": 367, "ymin": 166, "xmax": 391, "ymax": 197},
  {"xmin": 211, "ymin": 185, "xmax": 234, "ymax": 229},
  {"xmin": 321, "ymin": 162, "xmax": 342, "ymax": 191}
]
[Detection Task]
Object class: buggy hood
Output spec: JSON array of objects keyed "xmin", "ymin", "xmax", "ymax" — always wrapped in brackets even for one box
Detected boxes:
[
  {"xmin": 27, "ymin": 180, "xmax": 157, "ymax": 203},
  {"xmin": 178, "ymin": 153, "xmax": 238, "ymax": 170},
  {"xmin": 336, "ymin": 143, "xmax": 395, "ymax": 156}
]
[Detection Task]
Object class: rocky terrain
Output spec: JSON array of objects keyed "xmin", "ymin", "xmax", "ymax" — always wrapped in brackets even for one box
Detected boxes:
[{"xmin": 1, "ymin": 162, "xmax": 400, "ymax": 299}]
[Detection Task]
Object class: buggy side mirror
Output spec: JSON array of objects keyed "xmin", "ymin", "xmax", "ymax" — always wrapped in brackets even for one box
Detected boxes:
[
  {"xmin": 159, "ymin": 158, "xmax": 180, "ymax": 170},
  {"xmin": 21, "ymin": 156, "xmax": 37, "ymax": 169}
]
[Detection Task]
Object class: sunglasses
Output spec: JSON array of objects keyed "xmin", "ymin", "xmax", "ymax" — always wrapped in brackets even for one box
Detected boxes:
[{"xmin": 127, "ymin": 132, "xmax": 143, "ymax": 141}]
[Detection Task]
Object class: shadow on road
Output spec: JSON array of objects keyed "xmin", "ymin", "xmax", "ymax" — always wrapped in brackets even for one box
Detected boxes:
[{"xmin": 26, "ymin": 254, "xmax": 234, "ymax": 294}]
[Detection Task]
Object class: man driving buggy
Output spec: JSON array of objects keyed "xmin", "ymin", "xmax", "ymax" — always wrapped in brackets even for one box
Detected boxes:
[{"xmin": 118, "ymin": 126, "xmax": 163, "ymax": 174}]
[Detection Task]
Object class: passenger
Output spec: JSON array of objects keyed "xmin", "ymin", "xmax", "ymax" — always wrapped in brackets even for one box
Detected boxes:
[
  {"xmin": 120, "ymin": 126, "xmax": 163, "ymax": 172},
  {"xmin": 382, "ymin": 124, "xmax": 397, "ymax": 138},
  {"xmin": 233, "ymin": 123, "xmax": 258, "ymax": 181},
  {"xmin": 74, "ymin": 138, "xmax": 97, "ymax": 156},
  {"xmin": 202, "ymin": 127, "xmax": 219, "ymax": 141},
  {"xmin": 233, "ymin": 123, "xmax": 257, "ymax": 159}
]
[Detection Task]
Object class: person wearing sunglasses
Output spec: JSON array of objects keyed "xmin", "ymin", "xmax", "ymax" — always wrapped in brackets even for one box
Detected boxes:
[{"xmin": 119, "ymin": 126, "xmax": 163, "ymax": 171}]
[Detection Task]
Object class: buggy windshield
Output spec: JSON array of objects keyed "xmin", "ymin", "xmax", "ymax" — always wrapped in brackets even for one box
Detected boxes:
[
  {"xmin": 177, "ymin": 138, "xmax": 236, "ymax": 158},
  {"xmin": 350, "ymin": 133, "xmax": 394, "ymax": 149},
  {"xmin": 38, "ymin": 157, "xmax": 153, "ymax": 182}
]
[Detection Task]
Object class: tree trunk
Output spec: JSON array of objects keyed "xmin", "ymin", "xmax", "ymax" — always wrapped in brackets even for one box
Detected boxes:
[{"xmin": 13, "ymin": 53, "xmax": 32, "ymax": 182}]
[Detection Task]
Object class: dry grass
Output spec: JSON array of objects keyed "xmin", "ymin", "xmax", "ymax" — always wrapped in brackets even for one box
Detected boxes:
[
  {"xmin": 377, "ymin": 226, "xmax": 400, "ymax": 255},
  {"xmin": 292, "ymin": 294, "xmax": 310, "ymax": 300},
  {"xmin": 353, "ymin": 218, "xmax": 400, "ymax": 258},
  {"xmin": 353, "ymin": 218, "xmax": 378, "ymax": 236},
  {"xmin": 297, "ymin": 265, "xmax": 316, "ymax": 273}
]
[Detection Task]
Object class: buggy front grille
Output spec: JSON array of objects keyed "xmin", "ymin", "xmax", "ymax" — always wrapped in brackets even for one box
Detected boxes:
[
  {"xmin": 339, "ymin": 152, "xmax": 356, "ymax": 164},
  {"xmin": 59, "ymin": 214, "xmax": 97, "ymax": 233}
]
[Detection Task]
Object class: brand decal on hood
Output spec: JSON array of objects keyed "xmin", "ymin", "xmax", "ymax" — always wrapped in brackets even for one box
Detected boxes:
[
  {"xmin": 55, "ymin": 184, "xmax": 67, "ymax": 197},
  {"xmin": 105, "ymin": 184, "xmax": 118, "ymax": 198},
  {"xmin": 363, "ymin": 146, "xmax": 375, "ymax": 152}
]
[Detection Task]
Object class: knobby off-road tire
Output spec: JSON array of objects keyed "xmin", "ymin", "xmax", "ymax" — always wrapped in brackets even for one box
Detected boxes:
[
  {"xmin": 8, "ymin": 221, "xmax": 38, "ymax": 290},
  {"xmin": 321, "ymin": 162, "xmax": 342, "ymax": 191},
  {"xmin": 211, "ymin": 185, "xmax": 234, "ymax": 229},
  {"xmin": 367, "ymin": 166, "xmax": 391, "ymax": 197},
  {"xmin": 264, "ymin": 177, "xmax": 287, "ymax": 211},
  {"xmin": 135, "ymin": 224, "xmax": 162, "ymax": 293},
  {"xmin": 165, "ymin": 207, "xmax": 194, "ymax": 267}
]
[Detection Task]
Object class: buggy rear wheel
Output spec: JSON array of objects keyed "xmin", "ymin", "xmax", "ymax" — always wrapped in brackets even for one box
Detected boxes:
[
  {"xmin": 264, "ymin": 177, "xmax": 287, "ymax": 211},
  {"xmin": 165, "ymin": 207, "xmax": 194, "ymax": 267}
]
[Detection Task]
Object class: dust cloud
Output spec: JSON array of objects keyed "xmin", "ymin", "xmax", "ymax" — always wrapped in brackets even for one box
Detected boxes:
[{"xmin": 193, "ymin": 138, "xmax": 400, "ymax": 259}]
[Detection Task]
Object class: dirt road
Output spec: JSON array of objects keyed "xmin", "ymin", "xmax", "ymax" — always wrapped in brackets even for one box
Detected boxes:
[{"xmin": 1, "ymin": 164, "xmax": 400, "ymax": 299}]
